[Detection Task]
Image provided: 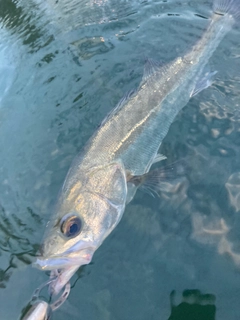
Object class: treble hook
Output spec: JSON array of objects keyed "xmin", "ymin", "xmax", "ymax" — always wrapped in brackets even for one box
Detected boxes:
[
  {"xmin": 31, "ymin": 279, "xmax": 55, "ymax": 302},
  {"xmin": 22, "ymin": 280, "xmax": 71, "ymax": 319},
  {"xmin": 50, "ymin": 281, "xmax": 71, "ymax": 311}
]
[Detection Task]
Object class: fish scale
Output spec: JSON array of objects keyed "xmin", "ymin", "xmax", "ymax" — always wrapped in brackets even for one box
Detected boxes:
[{"xmin": 79, "ymin": 15, "xmax": 233, "ymax": 176}]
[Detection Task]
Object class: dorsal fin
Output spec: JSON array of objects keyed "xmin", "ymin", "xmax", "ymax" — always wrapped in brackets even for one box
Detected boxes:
[
  {"xmin": 143, "ymin": 58, "xmax": 163, "ymax": 80},
  {"xmin": 140, "ymin": 57, "xmax": 168, "ymax": 88},
  {"xmin": 100, "ymin": 89, "xmax": 136, "ymax": 127},
  {"xmin": 99, "ymin": 58, "xmax": 165, "ymax": 127}
]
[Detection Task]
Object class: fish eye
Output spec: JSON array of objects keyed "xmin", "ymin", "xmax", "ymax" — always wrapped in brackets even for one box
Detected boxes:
[{"xmin": 60, "ymin": 214, "xmax": 82, "ymax": 238}]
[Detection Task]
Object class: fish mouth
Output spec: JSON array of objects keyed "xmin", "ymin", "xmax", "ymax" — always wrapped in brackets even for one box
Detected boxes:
[
  {"xmin": 33, "ymin": 247, "xmax": 95, "ymax": 270},
  {"xmin": 34, "ymin": 240, "xmax": 97, "ymax": 270},
  {"xmin": 33, "ymin": 241, "xmax": 97, "ymax": 295},
  {"xmin": 34, "ymin": 249, "xmax": 94, "ymax": 270},
  {"xmin": 34, "ymin": 249, "xmax": 94, "ymax": 296}
]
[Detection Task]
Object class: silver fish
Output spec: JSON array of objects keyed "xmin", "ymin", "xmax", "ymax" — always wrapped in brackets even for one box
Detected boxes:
[{"xmin": 35, "ymin": 0, "xmax": 240, "ymax": 295}]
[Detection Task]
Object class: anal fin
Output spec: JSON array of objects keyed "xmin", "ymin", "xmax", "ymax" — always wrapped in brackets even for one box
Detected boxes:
[{"xmin": 191, "ymin": 70, "xmax": 217, "ymax": 97}]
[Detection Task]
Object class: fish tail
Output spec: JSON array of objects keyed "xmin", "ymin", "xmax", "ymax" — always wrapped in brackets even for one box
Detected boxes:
[{"xmin": 213, "ymin": 0, "xmax": 240, "ymax": 19}]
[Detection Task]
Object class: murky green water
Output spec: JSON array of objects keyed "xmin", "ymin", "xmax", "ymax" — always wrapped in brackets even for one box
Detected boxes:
[{"xmin": 0, "ymin": 0, "xmax": 240, "ymax": 319}]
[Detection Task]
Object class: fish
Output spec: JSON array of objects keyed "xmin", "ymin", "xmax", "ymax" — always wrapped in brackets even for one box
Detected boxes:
[{"xmin": 35, "ymin": 0, "xmax": 240, "ymax": 296}]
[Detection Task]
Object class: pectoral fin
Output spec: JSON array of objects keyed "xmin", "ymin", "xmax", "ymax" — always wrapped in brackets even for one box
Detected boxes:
[
  {"xmin": 128, "ymin": 159, "xmax": 187, "ymax": 197},
  {"xmin": 191, "ymin": 70, "xmax": 217, "ymax": 97},
  {"xmin": 152, "ymin": 153, "xmax": 167, "ymax": 164}
]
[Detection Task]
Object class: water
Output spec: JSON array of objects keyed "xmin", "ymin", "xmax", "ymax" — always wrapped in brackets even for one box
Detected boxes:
[{"xmin": 0, "ymin": 0, "xmax": 240, "ymax": 319}]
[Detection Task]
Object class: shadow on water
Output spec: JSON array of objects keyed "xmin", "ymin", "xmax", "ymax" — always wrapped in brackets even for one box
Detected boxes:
[{"xmin": 168, "ymin": 289, "xmax": 216, "ymax": 320}]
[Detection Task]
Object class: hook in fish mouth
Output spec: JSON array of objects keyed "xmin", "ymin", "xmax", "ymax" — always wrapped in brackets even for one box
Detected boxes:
[
  {"xmin": 31, "ymin": 278, "xmax": 56, "ymax": 302},
  {"xmin": 33, "ymin": 243, "xmax": 96, "ymax": 296},
  {"xmin": 31, "ymin": 275, "xmax": 71, "ymax": 312},
  {"xmin": 48, "ymin": 265, "xmax": 80, "ymax": 296},
  {"xmin": 50, "ymin": 281, "xmax": 71, "ymax": 311},
  {"xmin": 34, "ymin": 255, "xmax": 91, "ymax": 296}
]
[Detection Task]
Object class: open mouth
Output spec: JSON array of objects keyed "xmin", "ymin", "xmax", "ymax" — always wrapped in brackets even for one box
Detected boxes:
[
  {"xmin": 33, "ymin": 242, "xmax": 96, "ymax": 295},
  {"xmin": 34, "ymin": 250, "xmax": 93, "ymax": 270},
  {"xmin": 34, "ymin": 239, "xmax": 97, "ymax": 270},
  {"xmin": 34, "ymin": 250, "xmax": 94, "ymax": 296}
]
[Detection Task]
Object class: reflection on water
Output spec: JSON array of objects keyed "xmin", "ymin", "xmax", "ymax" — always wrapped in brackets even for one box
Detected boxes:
[
  {"xmin": 0, "ymin": 0, "xmax": 240, "ymax": 319},
  {"xmin": 226, "ymin": 172, "xmax": 240, "ymax": 212}
]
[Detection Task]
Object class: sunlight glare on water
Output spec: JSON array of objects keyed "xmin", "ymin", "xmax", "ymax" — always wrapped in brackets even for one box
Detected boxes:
[{"xmin": 0, "ymin": 0, "xmax": 240, "ymax": 319}]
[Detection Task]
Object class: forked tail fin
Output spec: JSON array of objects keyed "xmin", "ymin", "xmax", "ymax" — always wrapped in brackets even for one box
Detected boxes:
[{"xmin": 213, "ymin": 0, "xmax": 240, "ymax": 19}]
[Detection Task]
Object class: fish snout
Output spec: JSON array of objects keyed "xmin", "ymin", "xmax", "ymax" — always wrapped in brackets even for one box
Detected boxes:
[
  {"xmin": 38, "ymin": 243, "xmax": 45, "ymax": 256},
  {"xmin": 37, "ymin": 236, "xmax": 57, "ymax": 258}
]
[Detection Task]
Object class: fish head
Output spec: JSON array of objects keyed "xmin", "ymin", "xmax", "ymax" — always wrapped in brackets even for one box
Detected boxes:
[{"xmin": 34, "ymin": 161, "xmax": 127, "ymax": 293}]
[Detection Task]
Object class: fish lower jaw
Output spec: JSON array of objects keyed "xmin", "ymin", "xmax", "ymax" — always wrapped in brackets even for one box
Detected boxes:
[{"xmin": 34, "ymin": 252, "xmax": 93, "ymax": 270}]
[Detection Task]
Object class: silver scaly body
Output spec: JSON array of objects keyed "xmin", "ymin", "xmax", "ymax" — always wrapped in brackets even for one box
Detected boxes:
[{"xmin": 35, "ymin": 0, "xmax": 239, "ymax": 298}]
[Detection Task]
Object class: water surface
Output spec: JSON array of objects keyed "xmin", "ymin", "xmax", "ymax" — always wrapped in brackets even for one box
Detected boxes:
[{"xmin": 0, "ymin": 0, "xmax": 240, "ymax": 319}]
